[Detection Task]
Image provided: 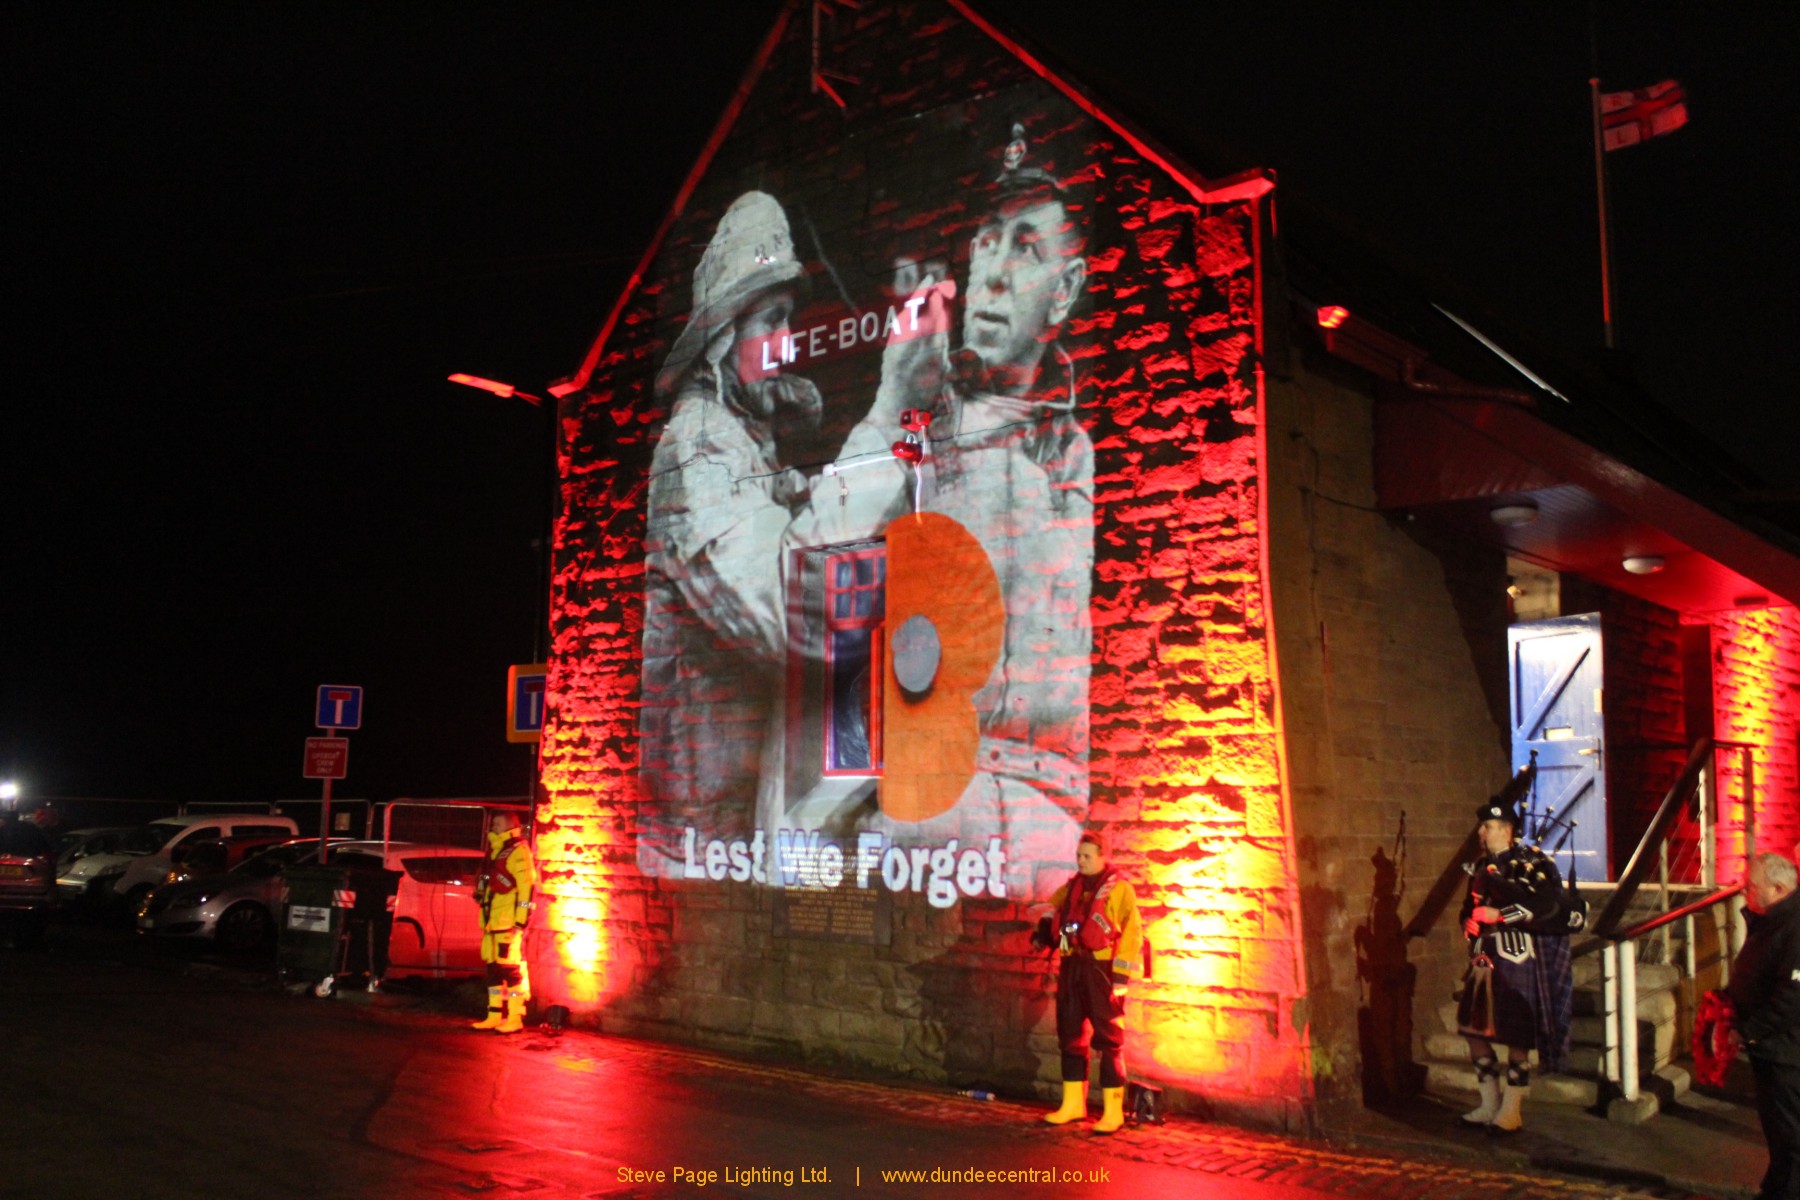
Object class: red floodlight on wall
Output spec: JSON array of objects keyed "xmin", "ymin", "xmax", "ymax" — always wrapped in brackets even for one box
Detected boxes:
[{"xmin": 1316, "ymin": 305, "xmax": 1349, "ymax": 330}]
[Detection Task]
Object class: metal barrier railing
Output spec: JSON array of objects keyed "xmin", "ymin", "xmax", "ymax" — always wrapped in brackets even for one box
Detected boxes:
[{"xmin": 1580, "ymin": 738, "xmax": 1758, "ymax": 1104}]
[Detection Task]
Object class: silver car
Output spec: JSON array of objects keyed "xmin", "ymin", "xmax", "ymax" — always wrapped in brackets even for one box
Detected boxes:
[
  {"xmin": 138, "ymin": 839, "xmax": 336, "ymax": 953},
  {"xmin": 55, "ymin": 828, "xmax": 142, "ymax": 907}
]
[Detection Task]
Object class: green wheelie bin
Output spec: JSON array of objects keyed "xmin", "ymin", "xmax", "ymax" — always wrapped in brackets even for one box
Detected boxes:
[{"xmin": 277, "ymin": 864, "xmax": 351, "ymax": 994}]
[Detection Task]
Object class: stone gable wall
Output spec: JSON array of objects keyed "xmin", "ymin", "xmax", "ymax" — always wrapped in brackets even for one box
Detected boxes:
[
  {"xmin": 1264, "ymin": 355, "xmax": 1512, "ymax": 1109},
  {"xmin": 532, "ymin": 0, "xmax": 1310, "ymax": 1127}
]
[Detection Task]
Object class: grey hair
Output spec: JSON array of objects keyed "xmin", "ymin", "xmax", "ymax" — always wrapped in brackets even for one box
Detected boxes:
[{"xmin": 1753, "ymin": 851, "xmax": 1798, "ymax": 892}]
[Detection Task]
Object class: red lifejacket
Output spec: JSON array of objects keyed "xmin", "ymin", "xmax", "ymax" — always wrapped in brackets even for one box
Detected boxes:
[{"xmin": 1058, "ymin": 868, "xmax": 1122, "ymax": 954}]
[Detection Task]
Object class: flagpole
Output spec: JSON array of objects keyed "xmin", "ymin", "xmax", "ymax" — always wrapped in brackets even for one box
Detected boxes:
[{"xmin": 1589, "ymin": 76, "xmax": 1617, "ymax": 350}]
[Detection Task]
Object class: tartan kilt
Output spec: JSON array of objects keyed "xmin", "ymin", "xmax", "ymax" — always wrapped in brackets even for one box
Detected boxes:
[{"xmin": 1457, "ymin": 931, "xmax": 1540, "ymax": 1050}]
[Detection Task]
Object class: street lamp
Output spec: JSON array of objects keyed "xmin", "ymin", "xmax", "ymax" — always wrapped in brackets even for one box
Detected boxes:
[
  {"xmin": 449, "ymin": 369, "xmax": 561, "ymax": 807},
  {"xmin": 448, "ymin": 371, "xmax": 558, "ymax": 659},
  {"xmin": 447, "ymin": 373, "xmax": 545, "ymax": 406}
]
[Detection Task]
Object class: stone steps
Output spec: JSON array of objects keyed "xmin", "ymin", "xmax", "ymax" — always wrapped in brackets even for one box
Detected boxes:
[
  {"xmin": 1423, "ymin": 1056, "xmax": 1693, "ymax": 1124},
  {"xmin": 1422, "ymin": 946, "xmax": 1694, "ymax": 1125}
]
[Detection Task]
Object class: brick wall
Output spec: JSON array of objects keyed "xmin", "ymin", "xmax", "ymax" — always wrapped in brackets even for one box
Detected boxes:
[
  {"xmin": 532, "ymin": 1, "xmax": 1310, "ymax": 1127},
  {"xmin": 1264, "ymin": 354, "xmax": 1512, "ymax": 1110},
  {"xmin": 1704, "ymin": 605, "xmax": 1800, "ymax": 875}
]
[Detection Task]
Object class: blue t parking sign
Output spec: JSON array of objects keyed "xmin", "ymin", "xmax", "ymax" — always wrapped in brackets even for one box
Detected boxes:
[
  {"xmin": 507, "ymin": 664, "xmax": 546, "ymax": 743},
  {"xmin": 316, "ymin": 684, "xmax": 363, "ymax": 730}
]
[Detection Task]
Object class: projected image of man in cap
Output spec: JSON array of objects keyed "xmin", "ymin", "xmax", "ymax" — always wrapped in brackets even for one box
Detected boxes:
[{"xmin": 961, "ymin": 126, "xmax": 1088, "ymax": 397}]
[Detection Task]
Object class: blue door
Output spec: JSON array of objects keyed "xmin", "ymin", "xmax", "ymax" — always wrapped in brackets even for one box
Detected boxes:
[{"xmin": 1508, "ymin": 614, "xmax": 1609, "ymax": 881}]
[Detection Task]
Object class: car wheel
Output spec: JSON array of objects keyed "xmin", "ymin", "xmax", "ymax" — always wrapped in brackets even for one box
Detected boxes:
[{"xmin": 216, "ymin": 903, "xmax": 274, "ymax": 954}]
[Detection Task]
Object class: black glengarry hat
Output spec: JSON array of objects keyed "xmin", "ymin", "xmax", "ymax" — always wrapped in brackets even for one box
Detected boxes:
[{"xmin": 1476, "ymin": 796, "xmax": 1522, "ymax": 830}]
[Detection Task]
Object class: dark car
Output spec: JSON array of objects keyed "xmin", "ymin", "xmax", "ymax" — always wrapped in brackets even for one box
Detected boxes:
[{"xmin": 1, "ymin": 816, "xmax": 57, "ymax": 949}]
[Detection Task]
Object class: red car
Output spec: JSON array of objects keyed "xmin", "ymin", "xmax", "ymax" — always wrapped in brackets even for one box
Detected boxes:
[
  {"xmin": 270, "ymin": 841, "xmax": 489, "ymax": 986},
  {"xmin": 1, "ymin": 816, "xmax": 57, "ymax": 950}
]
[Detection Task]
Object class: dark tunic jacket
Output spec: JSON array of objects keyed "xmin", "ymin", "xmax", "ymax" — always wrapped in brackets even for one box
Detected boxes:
[{"xmin": 1729, "ymin": 888, "xmax": 1800, "ymax": 1068}]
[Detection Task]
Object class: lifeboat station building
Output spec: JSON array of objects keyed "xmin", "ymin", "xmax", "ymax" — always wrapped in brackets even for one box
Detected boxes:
[{"xmin": 522, "ymin": 0, "xmax": 1800, "ymax": 1128}]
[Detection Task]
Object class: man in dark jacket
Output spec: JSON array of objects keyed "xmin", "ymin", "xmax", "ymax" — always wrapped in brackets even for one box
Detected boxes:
[{"xmin": 1730, "ymin": 851, "xmax": 1800, "ymax": 1200}]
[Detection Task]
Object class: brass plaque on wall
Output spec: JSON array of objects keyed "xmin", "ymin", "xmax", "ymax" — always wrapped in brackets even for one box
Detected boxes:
[{"xmin": 772, "ymin": 883, "xmax": 892, "ymax": 945}]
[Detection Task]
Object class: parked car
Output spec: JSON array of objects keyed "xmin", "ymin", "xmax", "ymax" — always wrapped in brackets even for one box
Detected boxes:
[
  {"xmin": 52, "ymin": 827, "xmax": 138, "ymax": 907},
  {"xmin": 371, "ymin": 844, "xmax": 488, "ymax": 981},
  {"xmin": 108, "ymin": 813, "xmax": 299, "ymax": 910},
  {"xmin": 139, "ymin": 838, "xmax": 339, "ymax": 953},
  {"xmin": 162, "ymin": 834, "xmax": 297, "ymax": 887},
  {"xmin": 56, "ymin": 839, "xmax": 140, "ymax": 908},
  {"xmin": 54, "ymin": 826, "xmax": 135, "ymax": 872},
  {"xmin": 1, "ymin": 816, "xmax": 57, "ymax": 949}
]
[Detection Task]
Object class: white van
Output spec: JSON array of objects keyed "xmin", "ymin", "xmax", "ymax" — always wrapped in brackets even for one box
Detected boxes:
[{"xmin": 110, "ymin": 813, "xmax": 299, "ymax": 906}]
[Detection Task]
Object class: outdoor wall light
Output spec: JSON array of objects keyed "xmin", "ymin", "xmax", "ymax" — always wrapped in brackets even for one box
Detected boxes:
[
  {"xmin": 1489, "ymin": 503, "xmax": 1539, "ymax": 528},
  {"xmin": 1621, "ymin": 555, "xmax": 1666, "ymax": 575}
]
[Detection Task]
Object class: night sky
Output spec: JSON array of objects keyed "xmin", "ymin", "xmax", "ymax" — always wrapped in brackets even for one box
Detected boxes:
[{"xmin": 8, "ymin": 2, "xmax": 1796, "ymax": 810}]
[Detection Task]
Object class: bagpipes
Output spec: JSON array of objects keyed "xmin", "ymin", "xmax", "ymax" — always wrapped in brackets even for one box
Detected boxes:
[
  {"xmin": 1692, "ymin": 990, "xmax": 1736, "ymax": 1088},
  {"xmin": 1516, "ymin": 752, "xmax": 1592, "ymax": 934}
]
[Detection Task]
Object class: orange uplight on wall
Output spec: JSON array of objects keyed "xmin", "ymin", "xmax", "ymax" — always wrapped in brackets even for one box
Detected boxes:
[
  {"xmin": 531, "ymin": 757, "xmax": 622, "ymax": 1012},
  {"xmin": 1084, "ymin": 321, "xmax": 1313, "ymax": 1106},
  {"xmin": 1316, "ymin": 305, "xmax": 1349, "ymax": 329},
  {"xmin": 526, "ymin": 542, "xmax": 654, "ymax": 1017},
  {"xmin": 1709, "ymin": 606, "xmax": 1800, "ymax": 876}
]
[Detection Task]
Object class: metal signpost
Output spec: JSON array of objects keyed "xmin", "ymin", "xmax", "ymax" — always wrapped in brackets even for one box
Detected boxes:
[{"xmin": 310, "ymin": 685, "xmax": 363, "ymax": 862}]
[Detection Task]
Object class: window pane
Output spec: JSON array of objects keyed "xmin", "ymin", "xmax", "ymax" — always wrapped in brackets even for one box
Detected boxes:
[{"xmin": 827, "ymin": 628, "xmax": 872, "ymax": 771}]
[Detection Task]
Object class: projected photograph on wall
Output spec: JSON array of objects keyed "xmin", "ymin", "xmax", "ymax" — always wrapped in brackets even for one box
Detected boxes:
[{"xmin": 636, "ymin": 85, "xmax": 1099, "ymax": 903}]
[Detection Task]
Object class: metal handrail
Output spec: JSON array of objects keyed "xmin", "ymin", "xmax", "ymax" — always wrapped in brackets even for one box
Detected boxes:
[
  {"xmin": 1589, "ymin": 738, "xmax": 1713, "ymax": 939},
  {"xmin": 1607, "ymin": 885, "xmax": 1740, "ymax": 942},
  {"xmin": 1585, "ymin": 736, "xmax": 1759, "ymax": 1108}
]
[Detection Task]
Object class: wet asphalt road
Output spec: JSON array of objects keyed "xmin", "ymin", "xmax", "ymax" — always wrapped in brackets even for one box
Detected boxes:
[{"xmin": 0, "ymin": 921, "xmax": 1711, "ymax": 1200}]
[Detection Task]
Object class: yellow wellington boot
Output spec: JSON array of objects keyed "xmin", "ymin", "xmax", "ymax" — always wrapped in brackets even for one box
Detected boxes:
[
  {"xmin": 1092, "ymin": 1086, "xmax": 1126, "ymax": 1134},
  {"xmin": 470, "ymin": 988, "xmax": 504, "ymax": 1030},
  {"xmin": 1043, "ymin": 1081, "xmax": 1088, "ymax": 1125},
  {"xmin": 495, "ymin": 994, "xmax": 527, "ymax": 1034}
]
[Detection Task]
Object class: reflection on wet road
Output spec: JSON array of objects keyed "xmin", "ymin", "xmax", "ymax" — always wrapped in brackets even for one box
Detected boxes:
[{"xmin": 5, "ymin": 926, "xmax": 1692, "ymax": 1199}]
